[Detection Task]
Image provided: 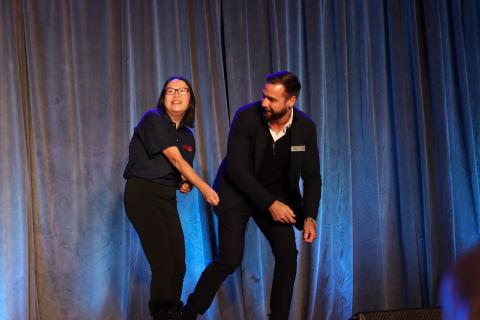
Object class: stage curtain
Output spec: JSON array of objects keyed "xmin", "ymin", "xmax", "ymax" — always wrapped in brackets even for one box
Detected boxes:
[{"xmin": 1, "ymin": 0, "xmax": 479, "ymax": 319}]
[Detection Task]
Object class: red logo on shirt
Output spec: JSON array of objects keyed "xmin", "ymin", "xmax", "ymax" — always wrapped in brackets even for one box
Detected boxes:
[{"xmin": 182, "ymin": 144, "xmax": 193, "ymax": 152}]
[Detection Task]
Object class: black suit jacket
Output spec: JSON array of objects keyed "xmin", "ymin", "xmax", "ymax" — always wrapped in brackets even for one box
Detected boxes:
[{"xmin": 213, "ymin": 101, "xmax": 322, "ymax": 230}]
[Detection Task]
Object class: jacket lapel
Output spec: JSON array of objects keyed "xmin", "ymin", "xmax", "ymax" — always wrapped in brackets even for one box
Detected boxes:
[
  {"xmin": 289, "ymin": 110, "xmax": 303, "ymax": 173},
  {"xmin": 254, "ymin": 124, "xmax": 269, "ymax": 173}
]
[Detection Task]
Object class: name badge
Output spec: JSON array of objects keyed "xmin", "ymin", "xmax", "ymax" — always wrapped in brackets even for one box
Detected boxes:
[{"xmin": 291, "ymin": 145, "xmax": 306, "ymax": 152}]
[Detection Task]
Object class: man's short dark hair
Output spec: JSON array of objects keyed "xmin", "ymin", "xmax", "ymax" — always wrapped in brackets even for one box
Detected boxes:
[{"xmin": 265, "ymin": 71, "xmax": 301, "ymax": 98}]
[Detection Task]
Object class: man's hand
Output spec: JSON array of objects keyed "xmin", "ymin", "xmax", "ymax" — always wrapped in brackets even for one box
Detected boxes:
[
  {"xmin": 303, "ymin": 220, "xmax": 317, "ymax": 243},
  {"xmin": 268, "ymin": 200, "xmax": 296, "ymax": 224}
]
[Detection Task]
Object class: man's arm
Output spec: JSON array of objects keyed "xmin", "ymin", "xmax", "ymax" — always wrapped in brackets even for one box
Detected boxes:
[
  {"xmin": 302, "ymin": 123, "xmax": 321, "ymax": 243},
  {"xmin": 301, "ymin": 124, "xmax": 322, "ymax": 219}
]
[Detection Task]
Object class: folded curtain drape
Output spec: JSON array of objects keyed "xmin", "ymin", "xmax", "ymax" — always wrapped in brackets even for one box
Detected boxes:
[{"xmin": 1, "ymin": 0, "xmax": 479, "ymax": 319}]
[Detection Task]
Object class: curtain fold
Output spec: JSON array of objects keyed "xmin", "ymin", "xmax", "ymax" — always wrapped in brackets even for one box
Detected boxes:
[{"xmin": 1, "ymin": 0, "xmax": 479, "ymax": 319}]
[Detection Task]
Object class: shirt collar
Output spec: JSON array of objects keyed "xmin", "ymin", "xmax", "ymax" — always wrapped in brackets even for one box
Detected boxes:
[
  {"xmin": 268, "ymin": 108, "xmax": 294, "ymax": 142},
  {"xmin": 159, "ymin": 108, "xmax": 186, "ymax": 130}
]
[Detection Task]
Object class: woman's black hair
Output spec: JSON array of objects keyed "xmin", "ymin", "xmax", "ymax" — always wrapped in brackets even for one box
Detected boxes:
[{"xmin": 157, "ymin": 76, "xmax": 196, "ymax": 127}]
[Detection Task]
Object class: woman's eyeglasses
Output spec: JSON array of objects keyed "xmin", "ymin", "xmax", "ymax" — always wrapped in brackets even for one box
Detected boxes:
[{"xmin": 165, "ymin": 88, "xmax": 190, "ymax": 96}]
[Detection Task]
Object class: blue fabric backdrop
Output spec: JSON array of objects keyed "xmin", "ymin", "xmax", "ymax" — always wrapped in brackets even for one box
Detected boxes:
[{"xmin": 1, "ymin": 0, "xmax": 479, "ymax": 319}]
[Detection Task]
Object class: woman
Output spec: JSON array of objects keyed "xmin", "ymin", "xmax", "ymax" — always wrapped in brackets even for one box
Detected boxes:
[{"xmin": 123, "ymin": 76, "xmax": 219, "ymax": 320}]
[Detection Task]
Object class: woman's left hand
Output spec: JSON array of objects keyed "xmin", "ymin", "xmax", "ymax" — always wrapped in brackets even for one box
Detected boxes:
[{"xmin": 179, "ymin": 181, "xmax": 192, "ymax": 193}]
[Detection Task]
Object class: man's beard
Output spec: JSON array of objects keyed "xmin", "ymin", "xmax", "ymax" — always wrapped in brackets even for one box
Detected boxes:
[{"xmin": 263, "ymin": 107, "xmax": 289, "ymax": 121}]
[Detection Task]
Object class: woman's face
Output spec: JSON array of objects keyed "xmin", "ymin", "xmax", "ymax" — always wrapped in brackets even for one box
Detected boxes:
[{"xmin": 163, "ymin": 79, "xmax": 190, "ymax": 119}]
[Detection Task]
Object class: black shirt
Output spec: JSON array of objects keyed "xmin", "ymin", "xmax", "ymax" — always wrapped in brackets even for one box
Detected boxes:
[
  {"xmin": 123, "ymin": 108, "xmax": 195, "ymax": 187},
  {"xmin": 257, "ymin": 129, "xmax": 291, "ymax": 199}
]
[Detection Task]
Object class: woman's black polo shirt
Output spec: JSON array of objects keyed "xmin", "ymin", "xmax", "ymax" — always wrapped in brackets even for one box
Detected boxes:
[{"xmin": 123, "ymin": 108, "xmax": 195, "ymax": 187}]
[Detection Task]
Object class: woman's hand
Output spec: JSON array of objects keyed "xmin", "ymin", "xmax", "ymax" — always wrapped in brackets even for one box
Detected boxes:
[
  {"xmin": 162, "ymin": 147, "xmax": 219, "ymax": 205},
  {"xmin": 178, "ymin": 175, "xmax": 192, "ymax": 193},
  {"xmin": 179, "ymin": 182, "xmax": 192, "ymax": 193},
  {"xmin": 200, "ymin": 186, "xmax": 220, "ymax": 206}
]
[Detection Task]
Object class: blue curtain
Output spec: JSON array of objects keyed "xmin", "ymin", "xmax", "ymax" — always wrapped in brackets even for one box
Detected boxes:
[{"xmin": 1, "ymin": 0, "xmax": 479, "ymax": 319}]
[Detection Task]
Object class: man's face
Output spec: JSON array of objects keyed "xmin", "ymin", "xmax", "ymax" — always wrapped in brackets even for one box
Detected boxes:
[{"xmin": 261, "ymin": 83, "xmax": 296, "ymax": 121}]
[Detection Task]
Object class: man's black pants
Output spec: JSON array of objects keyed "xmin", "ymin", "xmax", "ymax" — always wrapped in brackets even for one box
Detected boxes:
[{"xmin": 188, "ymin": 208, "xmax": 298, "ymax": 320}]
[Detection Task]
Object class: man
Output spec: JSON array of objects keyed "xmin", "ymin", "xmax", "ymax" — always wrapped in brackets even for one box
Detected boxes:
[{"xmin": 183, "ymin": 71, "xmax": 321, "ymax": 320}]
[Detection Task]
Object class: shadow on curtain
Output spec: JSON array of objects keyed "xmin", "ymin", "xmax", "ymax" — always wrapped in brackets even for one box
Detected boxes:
[{"xmin": 1, "ymin": 0, "xmax": 479, "ymax": 319}]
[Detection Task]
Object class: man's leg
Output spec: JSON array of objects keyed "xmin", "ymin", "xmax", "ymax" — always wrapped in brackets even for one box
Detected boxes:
[
  {"xmin": 252, "ymin": 213, "xmax": 298, "ymax": 320},
  {"xmin": 183, "ymin": 209, "xmax": 250, "ymax": 318}
]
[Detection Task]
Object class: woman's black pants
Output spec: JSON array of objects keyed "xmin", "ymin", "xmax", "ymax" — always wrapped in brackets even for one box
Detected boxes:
[{"xmin": 124, "ymin": 178, "xmax": 185, "ymax": 315}]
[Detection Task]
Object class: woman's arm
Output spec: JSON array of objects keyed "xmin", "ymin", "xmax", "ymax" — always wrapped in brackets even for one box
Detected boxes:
[{"xmin": 162, "ymin": 146, "xmax": 219, "ymax": 206}]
